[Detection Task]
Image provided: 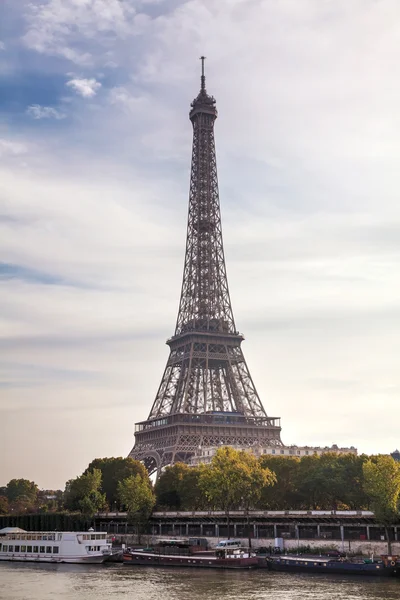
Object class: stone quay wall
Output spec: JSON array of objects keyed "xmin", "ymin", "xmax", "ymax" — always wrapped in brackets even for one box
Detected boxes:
[{"xmin": 110, "ymin": 534, "xmax": 399, "ymax": 557}]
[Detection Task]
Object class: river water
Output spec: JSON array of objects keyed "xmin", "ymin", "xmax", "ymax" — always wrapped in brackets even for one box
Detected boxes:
[{"xmin": 0, "ymin": 563, "xmax": 399, "ymax": 600}]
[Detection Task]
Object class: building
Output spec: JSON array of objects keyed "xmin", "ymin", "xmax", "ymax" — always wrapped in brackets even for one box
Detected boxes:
[{"xmin": 188, "ymin": 443, "xmax": 357, "ymax": 466}]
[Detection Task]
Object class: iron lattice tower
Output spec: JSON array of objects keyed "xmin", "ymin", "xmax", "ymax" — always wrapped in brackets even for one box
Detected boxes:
[{"xmin": 129, "ymin": 59, "xmax": 282, "ymax": 475}]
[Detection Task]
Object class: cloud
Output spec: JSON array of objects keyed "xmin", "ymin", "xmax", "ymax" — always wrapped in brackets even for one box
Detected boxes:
[
  {"xmin": 23, "ymin": 0, "xmax": 139, "ymax": 66},
  {"xmin": 26, "ymin": 104, "xmax": 66, "ymax": 120},
  {"xmin": 66, "ymin": 77, "xmax": 101, "ymax": 97},
  {"xmin": 0, "ymin": 41, "xmax": 5, "ymax": 51},
  {"xmin": 0, "ymin": 139, "xmax": 28, "ymax": 157}
]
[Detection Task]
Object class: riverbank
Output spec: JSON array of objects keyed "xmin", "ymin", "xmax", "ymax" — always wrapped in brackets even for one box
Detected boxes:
[{"xmin": 111, "ymin": 534, "xmax": 400, "ymax": 557}]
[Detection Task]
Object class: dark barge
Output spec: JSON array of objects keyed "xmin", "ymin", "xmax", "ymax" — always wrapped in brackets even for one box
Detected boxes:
[
  {"xmin": 123, "ymin": 538, "xmax": 258, "ymax": 570},
  {"xmin": 261, "ymin": 554, "xmax": 400, "ymax": 577}
]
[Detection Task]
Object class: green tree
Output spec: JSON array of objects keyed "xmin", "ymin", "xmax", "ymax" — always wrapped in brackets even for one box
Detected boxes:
[
  {"xmin": 85, "ymin": 457, "xmax": 148, "ymax": 508},
  {"xmin": 239, "ymin": 452, "xmax": 276, "ymax": 546},
  {"xmin": 259, "ymin": 456, "xmax": 301, "ymax": 509},
  {"xmin": 199, "ymin": 447, "xmax": 275, "ymax": 539},
  {"xmin": 118, "ymin": 475, "xmax": 156, "ymax": 541},
  {"xmin": 6, "ymin": 479, "xmax": 38, "ymax": 504},
  {"xmin": 363, "ymin": 455, "xmax": 400, "ymax": 554},
  {"xmin": 155, "ymin": 463, "xmax": 206, "ymax": 510},
  {"xmin": 64, "ymin": 469, "xmax": 107, "ymax": 515}
]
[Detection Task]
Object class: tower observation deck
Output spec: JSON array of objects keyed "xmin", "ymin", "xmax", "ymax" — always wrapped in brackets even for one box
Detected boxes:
[{"xmin": 129, "ymin": 58, "xmax": 283, "ymax": 475}]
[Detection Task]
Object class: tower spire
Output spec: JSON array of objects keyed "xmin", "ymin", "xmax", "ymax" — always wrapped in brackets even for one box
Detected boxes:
[{"xmin": 200, "ymin": 55, "xmax": 206, "ymax": 91}]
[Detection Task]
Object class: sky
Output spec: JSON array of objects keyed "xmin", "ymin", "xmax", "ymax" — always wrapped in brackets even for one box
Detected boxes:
[{"xmin": 1, "ymin": 0, "xmax": 400, "ymax": 490}]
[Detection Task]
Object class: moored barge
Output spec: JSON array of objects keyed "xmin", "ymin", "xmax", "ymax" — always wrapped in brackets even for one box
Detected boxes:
[
  {"xmin": 262, "ymin": 554, "xmax": 400, "ymax": 577},
  {"xmin": 123, "ymin": 539, "xmax": 258, "ymax": 569}
]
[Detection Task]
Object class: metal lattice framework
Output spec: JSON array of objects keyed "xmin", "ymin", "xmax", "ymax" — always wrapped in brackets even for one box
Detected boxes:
[{"xmin": 129, "ymin": 59, "xmax": 282, "ymax": 475}]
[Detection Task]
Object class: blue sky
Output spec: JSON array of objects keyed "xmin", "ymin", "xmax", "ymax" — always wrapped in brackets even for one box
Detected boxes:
[{"xmin": 1, "ymin": 0, "xmax": 400, "ymax": 489}]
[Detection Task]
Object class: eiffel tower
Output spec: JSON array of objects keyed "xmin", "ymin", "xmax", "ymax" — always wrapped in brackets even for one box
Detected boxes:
[{"xmin": 129, "ymin": 58, "xmax": 283, "ymax": 475}]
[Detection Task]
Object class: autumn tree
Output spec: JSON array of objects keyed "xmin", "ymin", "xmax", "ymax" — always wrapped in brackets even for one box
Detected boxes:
[
  {"xmin": 118, "ymin": 475, "xmax": 156, "ymax": 541},
  {"xmin": 363, "ymin": 455, "xmax": 400, "ymax": 554}
]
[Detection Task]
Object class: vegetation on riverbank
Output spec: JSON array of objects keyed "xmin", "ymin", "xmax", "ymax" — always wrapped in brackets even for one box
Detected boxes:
[{"xmin": 1, "ymin": 451, "xmax": 399, "ymax": 534}]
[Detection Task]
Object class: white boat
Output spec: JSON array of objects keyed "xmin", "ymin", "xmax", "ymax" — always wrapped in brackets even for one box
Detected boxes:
[{"xmin": 0, "ymin": 529, "xmax": 112, "ymax": 563}]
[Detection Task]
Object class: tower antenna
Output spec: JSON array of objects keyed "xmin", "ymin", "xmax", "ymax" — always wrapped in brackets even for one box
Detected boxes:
[{"xmin": 200, "ymin": 55, "xmax": 206, "ymax": 91}]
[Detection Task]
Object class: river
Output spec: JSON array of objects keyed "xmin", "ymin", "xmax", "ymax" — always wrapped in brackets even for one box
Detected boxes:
[{"xmin": 0, "ymin": 563, "xmax": 399, "ymax": 600}]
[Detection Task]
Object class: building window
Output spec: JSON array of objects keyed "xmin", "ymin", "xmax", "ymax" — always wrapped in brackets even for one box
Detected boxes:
[
  {"xmin": 280, "ymin": 450, "xmax": 284, "ymax": 454},
  {"xmin": 272, "ymin": 449, "xmax": 275, "ymax": 454},
  {"xmin": 33, "ymin": 546, "xmax": 38, "ymax": 553},
  {"xmin": 297, "ymin": 451, "xmax": 300, "ymax": 455},
  {"xmin": 305, "ymin": 451, "xmax": 309, "ymax": 455},
  {"xmin": 53, "ymin": 547, "xmax": 59, "ymax": 554},
  {"xmin": 40, "ymin": 546, "xmax": 45, "ymax": 553},
  {"xmin": 27, "ymin": 546, "xmax": 32, "ymax": 553},
  {"xmin": 46, "ymin": 547, "xmax": 52, "ymax": 553}
]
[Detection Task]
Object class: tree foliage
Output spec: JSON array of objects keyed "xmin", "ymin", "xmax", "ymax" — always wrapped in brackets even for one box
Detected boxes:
[
  {"xmin": 64, "ymin": 469, "xmax": 107, "ymax": 515},
  {"xmin": 84, "ymin": 457, "xmax": 148, "ymax": 508},
  {"xmin": 0, "ymin": 496, "xmax": 9, "ymax": 515},
  {"xmin": 118, "ymin": 474, "xmax": 156, "ymax": 537},
  {"xmin": 6, "ymin": 479, "xmax": 38, "ymax": 504},
  {"xmin": 155, "ymin": 463, "xmax": 206, "ymax": 510},
  {"xmin": 363, "ymin": 455, "xmax": 400, "ymax": 553},
  {"xmin": 258, "ymin": 453, "xmax": 370, "ymax": 510},
  {"xmin": 198, "ymin": 447, "xmax": 275, "ymax": 511}
]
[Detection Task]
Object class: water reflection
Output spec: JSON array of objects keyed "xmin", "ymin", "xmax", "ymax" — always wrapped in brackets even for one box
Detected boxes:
[{"xmin": 0, "ymin": 563, "xmax": 399, "ymax": 600}]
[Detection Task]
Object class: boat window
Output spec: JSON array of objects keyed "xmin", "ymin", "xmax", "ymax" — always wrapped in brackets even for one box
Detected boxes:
[
  {"xmin": 40, "ymin": 546, "xmax": 45, "ymax": 553},
  {"xmin": 46, "ymin": 546, "xmax": 51, "ymax": 553},
  {"xmin": 33, "ymin": 546, "xmax": 38, "ymax": 553},
  {"xmin": 8, "ymin": 546, "xmax": 13, "ymax": 552},
  {"xmin": 27, "ymin": 546, "xmax": 32, "ymax": 553},
  {"xmin": 53, "ymin": 547, "xmax": 59, "ymax": 554},
  {"xmin": 2, "ymin": 546, "xmax": 7, "ymax": 552},
  {"xmin": 15, "ymin": 546, "xmax": 20, "ymax": 552},
  {"xmin": 91, "ymin": 534, "xmax": 96, "ymax": 540},
  {"xmin": 21, "ymin": 546, "xmax": 26, "ymax": 552},
  {"xmin": 43, "ymin": 535, "xmax": 47, "ymax": 541}
]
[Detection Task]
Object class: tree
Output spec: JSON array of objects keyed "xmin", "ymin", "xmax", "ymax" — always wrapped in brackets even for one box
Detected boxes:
[
  {"xmin": 259, "ymin": 456, "xmax": 301, "ymax": 509},
  {"xmin": 363, "ymin": 456, "xmax": 400, "ymax": 554},
  {"xmin": 199, "ymin": 446, "xmax": 275, "ymax": 539},
  {"xmin": 239, "ymin": 453, "xmax": 276, "ymax": 546},
  {"xmin": 64, "ymin": 469, "xmax": 107, "ymax": 515},
  {"xmin": 6, "ymin": 479, "xmax": 38, "ymax": 504},
  {"xmin": 0, "ymin": 496, "xmax": 9, "ymax": 515},
  {"xmin": 85, "ymin": 457, "xmax": 148, "ymax": 509},
  {"xmin": 155, "ymin": 463, "xmax": 206, "ymax": 510},
  {"xmin": 118, "ymin": 475, "xmax": 156, "ymax": 541}
]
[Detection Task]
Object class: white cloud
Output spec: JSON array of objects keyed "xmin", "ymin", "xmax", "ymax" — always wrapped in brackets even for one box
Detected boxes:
[
  {"xmin": 66, "ymin": 77, "xmax": 101, "ymax": 97},
  {"xmin": 26, "ymin": 104, "xmax": 66, "ymax": 120},
  {"xmin": 23, "ymin": 0, "xmax": 138, "ymax": 65},
  {"xmin": 0, "ymin": 139, "xmax": 28, "ymax": 157}
]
